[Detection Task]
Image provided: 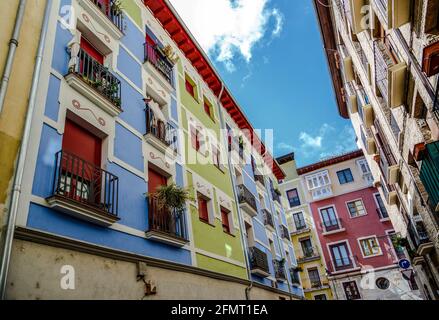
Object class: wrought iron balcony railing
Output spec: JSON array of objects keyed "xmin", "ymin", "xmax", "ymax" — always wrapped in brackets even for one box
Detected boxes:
[
  {"xmin": 263, "ymin": 209, "xmax": 275, "ymax": 229},
  {"xmin": 281, "ymin": 225, "xmax": 290, "ymax": 240},
  {"xmin": 273, "ymin": 259, "xmax": 287, "ymax": 281},
  {"xmin": 254, "ymin": 174, "xmax": 265, "ymax": 187},
  {"xmin": 321, "ymin": 218, "xmax": 344, "ymax": 233},
  {"xmin": 147, "ymin": 196, "xmax": 188, "ymax": 241},
  {"xmin": 237, "ymin": 184, "xmax": 258, "ymax": 213},
  {"xmin": 50, "ymin": 150, "xmax": 119, "ymax": 217},
  {"xmin": 70, "ymin": 48, "xmax": 122, "ymax": 108},
  {"xmin": 145, "ymin": 103, "xmax": 178, "ymax": 152},
  {"xmin": 89, "ymin": 0, "xmax": 125, "ymax": 33},
  {"xmin": 144, "ymin": 42, "xmax": 174, "ymax": 87},
  {"xmin": 328, "ymin": 255, "xmax": 357, "ymax": 273},
  {"xmin": 249, "ymin": 247, "xmax": 270, "ymax": 275},
  {"xmin": 377, "ymin": 207, "xmax": 389, "ymax": 220},
  {"xmin": 420, "ymin": 141, "xmax": 439, "ymax": 213}
]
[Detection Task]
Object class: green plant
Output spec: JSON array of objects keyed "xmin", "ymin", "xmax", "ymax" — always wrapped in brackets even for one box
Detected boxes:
[
  {"xmin": 148, "ymin": 183, "xmax": 192, "ymax": 215},
  {"xmin": 112, "ymin": 0, "xmax": 124, "ymax": 16}
]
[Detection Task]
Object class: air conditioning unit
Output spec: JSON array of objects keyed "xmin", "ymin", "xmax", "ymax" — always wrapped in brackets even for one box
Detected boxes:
[
  {"xmin": 367, "ymin": 138, "xmax": 376, "ymax": 155},
  {"xmin": 389, "ymin": 62, "xmax": 407, "ymax": 108},
  {"xmin": 343, "ymin": 57, "xmax": 355, "ymax": 82},
  {"xmin": 388, "ymin": 191, "xmax": 398, "ymax": 206},
  {"xmin": 349, "ymin": 0, "xmax": 368, "ymax": 33},
  {"xmin": 362, "ymin": 104, "xmax": 374, "ymax": 128},
  {"xmin": 389, "ymin": 0, "xmax": 411, "ymax": 29},
  {"xmin": 387, "ymin": 165, "xmax": 400, "ymax": 185},
  {"xmin": 349, "ymin": 94, "xmax": 358, "ymax": 113}
]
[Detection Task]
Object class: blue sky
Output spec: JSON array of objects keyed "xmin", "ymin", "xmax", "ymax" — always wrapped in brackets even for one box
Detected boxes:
[{"xmin": 169, "ymin": 0, "xmax": 358, "ymax": 167}]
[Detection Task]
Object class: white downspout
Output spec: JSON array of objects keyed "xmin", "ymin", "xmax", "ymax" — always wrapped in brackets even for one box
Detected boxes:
[
  {"xmin": 0, "ymin": 0, "xmax": 27, "ymax": 113},
  {"xmin": 0, "ymin": 0, "xmax": 53, "ymax": 299}
]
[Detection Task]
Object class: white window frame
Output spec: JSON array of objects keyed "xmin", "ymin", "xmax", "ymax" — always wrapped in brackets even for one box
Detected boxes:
[
  {"xmin": 326, "ymin": 239, "xmax": 357, "ymax": 271},
  {"xmin": 345, "ymin": 198, "xmax": 368, "ymax": 218},
  {"xmin": 357, "ymin": 235, "xmax": 383, "ymax": 258}
]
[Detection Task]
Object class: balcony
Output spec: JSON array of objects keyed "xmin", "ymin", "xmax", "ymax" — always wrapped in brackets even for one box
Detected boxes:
[
  {"xmin": 291, "ymin": 223, "xmax": 310, "ymax": 236},
  {"xmin": 375, "ymin": 119, "xmax": 399, "ymax": 185},
  {"xmin": 271, "ymin": 189, "xmax": 282, "ymax": 204},
  {"xmin": 46, "ymin": 151, "xmax": 120, "ymax": 226},
  {"xmin": 328, "ymin": 255, "xmax": 357, "ymax": 273},
  {"xmin": 262, "ymin": 209, "xmax": 275, "ymax": 230},
  {"xmin": 66, "ymin": 48, "xmax": 122, "ymax": 116},
  {"xmin": 416, "ymin": 231, "xmax": 434, "ymax": 256},
  {"xmin": 373, "ymin": 40, "xmax": 407, "ymax": 108},
  {"xmin": 249, "ymin": 247, "xmax": 270, "ymax": 277},
  {"xmin": 144, "ymin": 42, "xmax": 175, "ymax": 90},
  {"xmin": 238, "ymin": 184, "xmax": 258, "ymax": 217},
  {"xmin": 289, "ymin": 268, "xmax": 301, "ymax": 286},
  {"xmin": 420, "ymin": 141, "xmax": 439, "ymax": 213},
  {"xmin": 297, "ymin": 247, "xmax": 321, "ymax": 264},
  {"xmin": 78, "ymin": 0, "xmax": 125, "ymax": 39},
  {"xmin": 144, "ymin": 103, "xmax": 177, "ymax": 156},
  {"xmin": 381, "ymin": 177, "xmax": 398, "ymax": 206},
  {"xmin": 281, "ymin": 225, "xmax": 291, "ymax": 241},
  {"xmin": 145, "ymin": 196, "xmax": 189, "ymax": 247},
  {"xmin": 273, "ymin": 259, "xmax": 287, "ymax": 281},
  {"xmin": 321, "ymin": 218, "xmax": 346, "ymax": 235},
  {"xmin": 372, "ymin": 0, "xmax": 410, "ymax": 29},
  {"xmin": 310, "ymin": 277, "xmax": 323, "ymax": 289},
  {"xmin": 254, "ymin": 174, "xmax": 265, "ymax": 188},
  {"xmin": 408, "ymin": 221, "xmax": 435, "ymax": 256}
]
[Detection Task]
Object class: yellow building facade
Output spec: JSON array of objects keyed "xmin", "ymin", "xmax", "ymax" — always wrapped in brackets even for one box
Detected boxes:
[
  {"xmin": 277, "ymin": 153, "xmax": 333, "ymax": 300},
  {"xmin": 0, "ymin": 0, "xmax": 48, "ymax": 246}
]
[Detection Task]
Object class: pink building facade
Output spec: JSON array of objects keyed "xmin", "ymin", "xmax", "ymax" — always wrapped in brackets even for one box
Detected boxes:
[{"xmin": 298, "ymin": 150, "xmax": 423, "ymax": 300}]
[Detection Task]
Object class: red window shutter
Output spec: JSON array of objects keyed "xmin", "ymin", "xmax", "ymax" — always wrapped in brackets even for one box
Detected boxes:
[
  {"xmin": 145, "ymin": 33, "xmax": 156, "ymax": 47},
  {"xmin": 96, "ymin": 0, "xmax": 110, "ymax": 14},
  {"xmin": 80, "ymin": 37, "xmax": 104, "ymax": 64},
  {"xmin": 198, "ymin": 196, "xmax": 209, "ymax": 221},
  {"xmin": 185, "ymin": 79, "xmax": 195, "ymax": 97},
  {"xmin": 62, "ymin": 119, "xmax": 102, "ymax": 166},
  {"xmin": 148, "ymin": 168, "xmax": 167, "ymax": 193},
  {"xmin": 221, "ymin": 208, "xmax": 230, "ymax": 233},
  {"xmin": 204, "ymin": 101, "xmax": 211, "ymax": 117}
]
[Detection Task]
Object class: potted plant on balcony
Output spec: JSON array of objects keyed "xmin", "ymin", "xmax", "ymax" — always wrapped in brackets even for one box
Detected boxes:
[
  {"xmin": 111, "ymin": 0, "xmax": 124, "ymax": 17},
  {"xmin": 149, "ymin": 183, "xmax": 192, "ymax": 217}
]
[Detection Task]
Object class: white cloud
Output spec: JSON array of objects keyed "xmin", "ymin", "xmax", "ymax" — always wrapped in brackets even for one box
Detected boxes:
[
  {"xmin": 277, "ymin": 142, "xmax": 295, "ymax": 152},
  {"xmin": 299, "ymin": 132, "xmax": 322, "ymax": 149},
  {"xmin": 169, "ymin": 0, "xmax": 284, "ymax": 72}
]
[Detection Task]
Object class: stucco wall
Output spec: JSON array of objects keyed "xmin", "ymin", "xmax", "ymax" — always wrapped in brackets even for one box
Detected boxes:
[{"xmin": 6, "ymin": 240, "xmax": 294, "ymax": 300}]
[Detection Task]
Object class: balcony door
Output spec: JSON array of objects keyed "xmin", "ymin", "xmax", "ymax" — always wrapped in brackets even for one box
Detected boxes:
[
  {"xmin": 330, "ymin": 242, "xmax": 352, "ymax": 270},
  {"xmin": 320, "ymin": 206, "xmax": 339, "ymax": 231},
  {"xmin": 61, "ymin": 119, "xmax": 103, "ymax": 204},
  {"xmin": 300, "ymin": 238, "xmax": 313, "ymax": 257}
]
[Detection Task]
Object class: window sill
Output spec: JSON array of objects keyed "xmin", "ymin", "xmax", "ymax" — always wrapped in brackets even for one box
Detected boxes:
[
  {"xmin": 223, "ymin": 230, "xmax": 236, "ymax": 237},
  {"xmin": 361, "ymin": 252, "xmax": 383, "ymax": 259},
  {"xmin": 349, "ymin": 213, "xmax": 368, "ymax": 220},
  {"xmin": 199, "ymin": 218, "xmax": 216, "ymax": 228}
]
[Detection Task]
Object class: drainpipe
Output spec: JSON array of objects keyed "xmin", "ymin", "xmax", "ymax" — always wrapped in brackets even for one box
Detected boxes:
[
  {"xmin": 0, "ymin": 0, "xmax": 53, "ymax": 299},
  {"xmin": 0, "ymin": 0, "xmax": 27, "ymax": 114},
  {"xmin": 216, "ymin": 83, "xmax": 254, "ymax": 300}
]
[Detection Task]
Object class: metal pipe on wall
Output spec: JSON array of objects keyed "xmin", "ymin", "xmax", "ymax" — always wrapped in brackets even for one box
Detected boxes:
[
  {"xmin": 0, "ymin": 0, "xmax": 53, "ymax": 300},
  {"xmin": 0, "ymin": 0, "xmax": 27, "ymax": 114}
]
